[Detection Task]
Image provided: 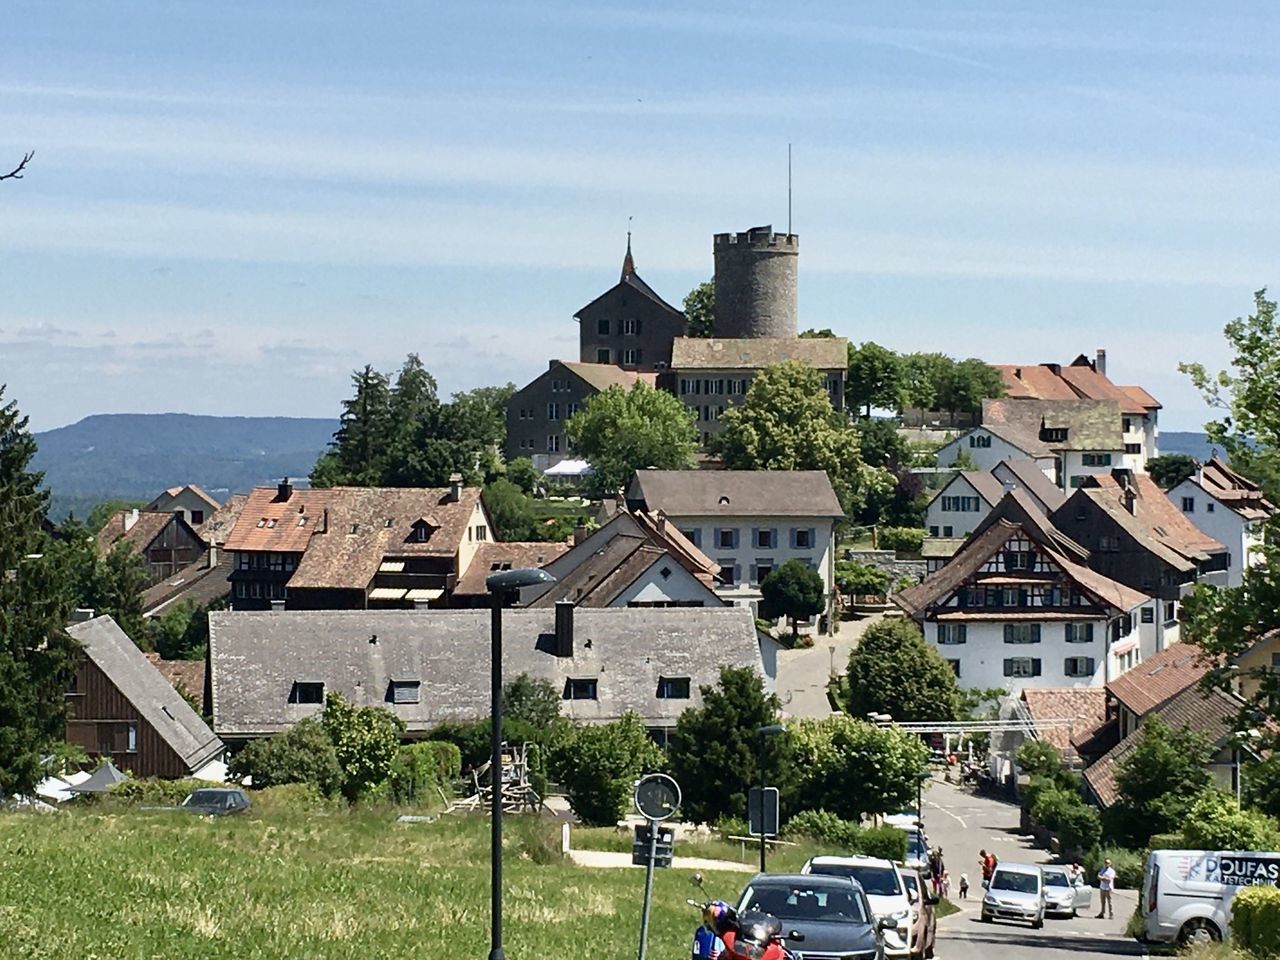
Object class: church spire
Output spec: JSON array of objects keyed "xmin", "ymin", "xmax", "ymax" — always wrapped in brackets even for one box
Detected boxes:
[{"xmin": 621, "ymin": 220, "xmax": 635, "ymax": 279}]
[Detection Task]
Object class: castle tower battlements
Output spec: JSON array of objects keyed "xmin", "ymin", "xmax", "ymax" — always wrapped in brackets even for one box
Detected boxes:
[{"xmin": 712, "ymin": 225, "xmax": 798, "ymax": 339}]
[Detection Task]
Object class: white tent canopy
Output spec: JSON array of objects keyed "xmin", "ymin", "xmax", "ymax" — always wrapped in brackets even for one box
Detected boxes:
[{"xmin": 543, "ymin": 459, "xmax": 594, "ymax": 478}]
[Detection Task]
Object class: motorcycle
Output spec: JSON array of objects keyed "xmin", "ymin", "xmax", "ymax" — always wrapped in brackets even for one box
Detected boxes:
[{"xmin": 687, "ymin": 874, "xmax": 803, "ymax": 960}]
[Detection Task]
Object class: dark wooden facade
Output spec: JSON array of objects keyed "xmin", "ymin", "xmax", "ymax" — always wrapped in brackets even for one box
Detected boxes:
[
  {"xmin": 65, "ymin": 659, "xmax": 192, "ymax": 779},
  {"xmin": 141, "ymin": 517, "xmax": 206, "ymax": 583}
]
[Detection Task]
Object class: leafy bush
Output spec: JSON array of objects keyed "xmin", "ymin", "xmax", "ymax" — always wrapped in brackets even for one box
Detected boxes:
[
  {"xmin": 715, "ymin": 816, "xmax": 750, "ymax": 841},
  {"xmin": 1082, "ymin": 846, "xmax": 1145, "ymax": 890},
  {"xmin": 877, "ymin": 527, "xmax": 926, "ymax": 553},
  {"xmin": 251, "ymin": 782, "xmax": 342, "ymax": 814},
  {"xmin": 106, "ymin": 778, "xmax": 221, "ymax": 806},
  {"xmin": 388, "ymin": 743, "xmax": 444, "ymax": 805},
  {"xmin": 846, "ymin": 618, "xmax": 960, "ymax": 723},
  {"xmin": 790, "ymin": 715, "xmax": 929, "ymax": 822},
  {"xmin": 550, "ymin": 714, "xmax": 664, "ymax": 826},
  {"xmin": 1051, "ymin": 797, "xmax": 1103, "ymax": 856},
  {"xmin": 835, "ymin": 560, "xmax": 889, "ymax": 598},
  {"xmin": 1108, "ymin": 716, "xmax": 1214, "ymax": 847},
  {"xmin": 321, "ymin": 692, "xmax": 406, "ymax": 802},
  {"xmin": 1147, "ymin": 832, "xmax": 1183, "ymax": 851},
  {"xmin": 1016, "ymin": 740, "xmax": 1063, "ymax": 779},
  {"xmin": 507, "ymin": 815, "xmax": 564, "ymax": 865},
  {"xmin": 419, "ymin": 740, "xmax": 463, "ymax": 784},
  {"xmin": 1231, "ymin": 885, "xmax": 1280, "ymax": 957},
  {"xmin": 784, "ymin": 810, "xmax": 907, "ymax": 861},
  {"xmin": 1181, "ymin": 790, "xmax": 1280, "ymax": 852},
  {"xmin": 229, "ymin": 716, "xmax": 344, "ymax": 797}
]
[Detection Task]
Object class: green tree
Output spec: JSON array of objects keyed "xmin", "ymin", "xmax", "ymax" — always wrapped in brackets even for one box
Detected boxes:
[
  {"xmin": 0, "ymin": 387, "xmax": 82, "ymax": 797},
  {"xmin": 1243, "ymin": 755, "xmax": 1280, "ymax": 819},
  {"xmin": 312, "ymin": 364, "xmax": 394, "ymax": 487},
  {"xmin": 668, "ymin": 666, "xmax": 791, "ymax": 824},
  {"xmin": 1016, "ymin": 740, "xmax": 1063, "ymax": 779},
  {"xmin": 713, "ymin": 360, "xmax": 892, "ymax": 519},
  {"xmin": 790, "ymin": 715, "xmax": 929, "ymax": 822},
  {"xmin": 947, "ymin": 448, "xmax": 979, "ymax": 470},
  {"xmin": 937, "ymin": 357, "xmax": 1005, "ymax": 415},
  {"xmin": 320, "ymin": 691, "xmax": 405, "ymax": 802},
  {"xmin": 761, "ymin": 559, "xmax": 826, "ymax": 639},
  {"xmin": 1109, "ymin": 716, "xmax": 1214, "ymax": 847},
  {"xmin": 228, "ymin": 716, "xmax": 344, "ymax": 797},
  {"xmin": 847, "ymin": 342, "xmax": 905, "ymax": 417},
  {"xmin": 1181, "ymin": 790, "xmax": 1280, "ymax": 851},
  {"xmin": 846, "ymin": 618, "xmax": 960, "ymax": 723},
  {"xmin": 503, "ymin": 673, "xmax": 563, "ymax": 727},
  {"xmin": 1182, "ymin": 289, "xmax": 1280, "ymax": 499},
  {"xmin": 484, "ymin": 478, "xmax": 536, "ymax": 541},
  {"xmin": 89, "ymin": 544, "xmax": 148, "ymax": 641},
  {"xmin": 900, "ymin": 353, "xmax": 953, "ymax": 410},
  {"xmin": 550, "ymin": 713, "xmax": 663, "ymax": 826},
  {"xmin": 506, "ymin": 457, "xmax": 540, "ymax": 495},
  {"xmin": 1147, "ymin": 453, "xmax": 1200, "ymax": 490},
  {"xmin": 565, "ymin": 382, "xmax": 698, "ymax": 492},
  {"xmin": 834, "ymin": 560, "xmax": 889, "ymax": 598},
  {"xmin": 683, "ymin": 281, "xmax": 715, "ymax": 338},
  {"xmin": 857, "ymin": 418, "xmax": 909, "ymax": 469}
]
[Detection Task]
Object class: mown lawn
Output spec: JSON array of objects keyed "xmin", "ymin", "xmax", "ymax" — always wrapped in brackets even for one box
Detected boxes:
[{"xmin": 0, "ymin": 807, "xmax": 746, "ymax": 960}]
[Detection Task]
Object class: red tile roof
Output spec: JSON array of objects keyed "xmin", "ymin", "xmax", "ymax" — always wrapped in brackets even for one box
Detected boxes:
[
  {"xmin": 1105, "ymin": 642, "xmax": 1209, "ymax": 717},
  {"xmin": 990, "ymin": 357, "xmax": 1160, "ymax": 414},
  {"xmin": 1196, "ymin": 457, "xmax": 1275, "ymax": 521},
  {"xmin": 1021, "ymin": 687, "xmax": 1108, "ymax": 754},
  {"xmin": 145, "ymin": 652, "xmax": 206, "ymax": 702},
  {"xmin": 1079, "ymin": 473, "xmax": 1226, "ymax": 566},
  {"xmin": 96, "ymin": 510, "xmax": 182, "ymax": 556},
  {"xmin": 453, "ymin": 541, "xmax": 570, "ymax": 596}
]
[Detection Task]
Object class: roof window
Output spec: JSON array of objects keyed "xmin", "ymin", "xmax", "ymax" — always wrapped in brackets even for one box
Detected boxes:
[
  {"xmin": 387, "ymin": 680, "xmax": 421, "ymax": 705},
  {"xmin": 564, "ymin": 678, "xmax": 598, "ymax": 700},
  {"xmin": 289, "ymin": 681, "xmax": 325, "ymax": 705}
]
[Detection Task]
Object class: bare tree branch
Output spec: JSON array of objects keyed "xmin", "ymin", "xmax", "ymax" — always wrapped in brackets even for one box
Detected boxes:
[{"xmin": 0, "ymin": 151, "xmax": 34, "ymax": 181}]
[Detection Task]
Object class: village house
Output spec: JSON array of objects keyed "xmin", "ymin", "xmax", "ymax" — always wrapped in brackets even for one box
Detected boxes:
[
  {"xmin": 982, "ymin": 398, "xmax": 1128, "ymax": 489},
  {"xmin": 447, "ymin": 541, "xmax": 570, "ymax": 607},
  {"xmin": 935, "ymin": 422, "xmax": 1057, "ymax": 479},
  {"xmin": 924, "ymin": 458, "xmax": 1065, "ymax": 539},
  {"xmin": 521, "ymin": 507, "xmax": 726, "ymax": 609},
  {"xmin": 662, "ymin": 337, "xmax": 847, "ymax": 445},
  {"xmin": 208, "ymin": 605, "xmax": 774, "ymax": 745},
  {"xmin": 575, "ymin": 238, "xmax": 688, "ymax": 372},
  {"xmin": 504, "ymin": 360, "xmax": 656, "ymax": 469},
  {"xmin": 625, "ymin": 469, "xmax": 842, "ymax": 632},
  {"xmin": 145, "ymin": 483, "xmax": 223, "ymax": 528},
  {"xmin": 1167, "ymin": 456, "xmax": 1275, "ymax": 587},
  {"xmin": 65, "ymin": 614, "xmax": 224, "ymax": 779},
  {"xmin": 895, "ymin": 491, "xmax": 1157, "ymax": 693},
  {"xmin": 96, "ymin": 508, "xmax": 206, "ymax": 584},
  {"xmin": 1050, "ymin": 470, "xmax": 1229, "ymax": 646},
  {"xmin": 223, "ymin": 477, "xmax": 500, "ymax": 611},
  {"xmin": 142, "ymin": 493, "xmax": 247, "ymax": 617}
]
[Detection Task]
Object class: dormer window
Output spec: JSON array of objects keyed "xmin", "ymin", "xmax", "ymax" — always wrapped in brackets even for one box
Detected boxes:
[
  {"xmin": 387, "ymin": 680, "xmax": 420, "ymax": 704},
  {"xmin": 564, "ymin": 678, "xmax": 598, "ymax": 700},
  {"xmin": 289, "ymin": 681, "xmax": 325, "ymax": 705}
]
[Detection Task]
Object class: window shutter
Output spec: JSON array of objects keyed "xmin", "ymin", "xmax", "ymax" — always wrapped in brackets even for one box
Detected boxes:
[
  {"xmin": 1003, "ymin": 624, "xmax": 1012, "ymax": 643},
  {"xmin": 771, "ymin": 528, "xmax": 779, "ymax": 549},
  {"xmin": 1031, "ymin": 623, "xmax": 1041, "ymax": 642},
  {"xmin": 1003, "ymin": 659, "xmax": 1013, "ymax": 677},
  {"xmin": 750, "ymin": 564, "xmax": 758, "ymax": 584},
  {"xmin": 808, "ymin": 528, "xmax": 816, "ymax": 549},
  {"xmin": 1086, "ymin": 657, "xmax": 1096, "ymax": 675},
  {"xmin": 1032, "ymin": 659, "xmax": 1042, "ymax": 677},
  {"xmin": 789, "ymin": 527, "xmax": 798, "ymax": 549},
  {"xmin": 752, "ymin": 527, "xmax": 760, "ymax": 548},
  {"xmin": 731, "ymin": 529, "xmax": 740, "ymax": 549},
  {"xmin": 713, "ymin": 528, "xmax": 722, "ymax": 549},
  {"xmin": 635, "ymin": 319, "xmax": 642, "ymax": 335}
]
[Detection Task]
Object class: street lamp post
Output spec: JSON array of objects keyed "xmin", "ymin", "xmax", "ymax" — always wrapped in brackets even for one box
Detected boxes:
[
  {"xmin": 757, "ymin": 723, "xmax": 785, "ymax": 873},
  {"xmin": 917, "ymin": 771, "xmax": 930, "ymax": 834},
  {"xmin": 484, "ymin": 567, "xmax": 556, "ymax": 960}
]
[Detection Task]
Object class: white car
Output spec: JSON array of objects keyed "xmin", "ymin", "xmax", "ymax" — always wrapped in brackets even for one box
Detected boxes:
[
  {"xmin": 1041, "ymin": 865, "xmax": 1092, "ymax": 917},
  {"xmin": 980, "ymin": 862, "xmax": 1045, "ymax": 929},
  {"xmin": 1142, "ymin": 849, "xmax": 1280, "ymax": 946},
  {"xmin": 803, "ymin": 855, "xmax": 914, "ymax": 958}
]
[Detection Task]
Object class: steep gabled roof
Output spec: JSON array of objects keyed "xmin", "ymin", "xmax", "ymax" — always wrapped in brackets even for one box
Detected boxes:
[
  {"xmin": 925, "ymin": 471, "xmax": 1005, "ymax": 512},
  {"xmin": 991, "ymin": 357, "xmax": 1160, "ymax": 414},
  {"xmin": 970, "ymin": 488, "xmax": 1091, "ymax": 562},
  {"xmin": 628, "ymin": 470, "xmax": 844, "ymax": 518},
  {"xmin": 96, "ymin": 510, "xmax": 193, "ymax": 557},
  {"xmin": 69, "ymin": 616, "xmax": 223, "ymax": 773},
  {"xmin": 573, "ymin": 242, "xmax": 684, "ymax": 319},
  {"xmin": 1085, "ymin": 678, "xmax": 1238, "ymax": 807},
  {"xmin": 529, "ymin": 535, "xmax": 722, "ymax": 609},
  {"xmin": 984, "ymin": 398, "xmax": 1124, "ymax": 452},
  {"xmin": 195, "ymin": 493, "xmax": 247, "ymax": 547},
  {"xmin": 142, "ymin": 551, "xmax": 233, "ymax": 616},
  {"xmin": 1194, "ymin": 456, "xmax": 1276, "ymax": 521},
  {"xmin": 1021, "ymin": 687, "xmax": 1108, "ymax": 755},
  {"xmin": 1118, "ymin": 385, "xmax": 1161, "ymax": 411},
  {"xmin": 558, "ymin": 361, "xmax": 657, "ymax": 393},
  {"xmin": 1105, "ymin": 642, "xmax": 1210, "ymax": 717},
  {"xmin": 993, "ymin": 458, "xmax": 1067, "ymax": 513},
  {"xmin": 452, "ymin": 541, "xmax": 570, "ymax": 597},
  {"xmin": 670, "ymin": 337, "xmax": 848, "ymax": 371},
  {"xmin": 1069, "ymin": 473, "xmax": 1226, "ymax": 569},
  {"xmin": 147, "ymin": 484, "xmax": 223, "ymax": 513},
  {"xmin": 993, "ymin": 364, "xmax": 1081, "ymax": 401}
]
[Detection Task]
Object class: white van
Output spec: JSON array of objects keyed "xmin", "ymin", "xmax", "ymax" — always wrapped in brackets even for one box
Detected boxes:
[{"xmin": 1141, "ymin": 849, "xmax": 1280, "ymax": 946}]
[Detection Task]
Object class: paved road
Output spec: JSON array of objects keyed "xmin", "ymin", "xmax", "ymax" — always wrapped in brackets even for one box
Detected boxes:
[
  {"xmin": 776, "ymin": 614, "xmax": 883, "ymax": 718},
  {"xmin": 921, "ymin": 776, "xmax": 1147, "ymax": 959}
]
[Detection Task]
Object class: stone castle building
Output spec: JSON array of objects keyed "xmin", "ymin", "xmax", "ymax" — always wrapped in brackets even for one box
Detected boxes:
[
  {"xmin": 575, "ymin": 238, "xmax": 686, "ymax": 372},
  {"xmin": 712, "ymin": 226, "xmax": 799, "ymax": 339}
]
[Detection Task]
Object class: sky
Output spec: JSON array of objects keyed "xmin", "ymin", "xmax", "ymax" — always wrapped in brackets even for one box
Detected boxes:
[{"xmin": 2, "ymin": 1, "xmax": 1278, "ymax": 432}]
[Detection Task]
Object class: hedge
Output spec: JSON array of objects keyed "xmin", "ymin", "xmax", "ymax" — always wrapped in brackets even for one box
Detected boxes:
[
  {"xmin": 785, "ymin": 810, "xmax": 908, "ymax": 861},
  {"xmin": 1231, "ymin": 885, "xmax": 1280, "ymax": 958},
  {"xmin": 1082, "ymin": 846, "xmax": 1145, "ymax": 890},
  {"xmin": 877, "ymin": 527, "xmax": 926, "ymax": 553},
  {"xmin": 105, "ymin": 778, "xmax": 221, "ymax": 806}
]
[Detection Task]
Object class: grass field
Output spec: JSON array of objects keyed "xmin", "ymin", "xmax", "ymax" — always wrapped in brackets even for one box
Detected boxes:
[{"xmin": 0, "ymin": 805, "xmax": 748, "ymax": 960}]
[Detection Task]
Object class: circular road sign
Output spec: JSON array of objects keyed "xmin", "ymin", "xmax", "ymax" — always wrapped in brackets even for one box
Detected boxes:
[{"xmin": 634, "ymin": 773, "xmax": 682, "ymax": 822}]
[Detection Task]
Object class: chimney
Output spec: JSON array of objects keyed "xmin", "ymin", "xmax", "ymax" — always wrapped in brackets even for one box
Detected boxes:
[
  {"xmin": 70, "ymin": 608, "xmax": 95, "ymax": 623},
  {"xmin": 270, "ymin": 599, "xmax": 285, "ymax": 612},
  {"xmin": 413, "ymin": 598, "xmax": 432, "ymax": 610},
  {"xmin": 446, "ymin": 473, "xmax": 463, "ymax": 503},
  {"xmin": 554, "ymin": 601, "xmax": 574, "ymax": 657},
  {"xmin": 1124, "ymin": 488, "xmax": 1137, "ymax": 515},
  {"xmin": 206, "ymin": 545, "xmax": 217, "ymax": 569},
  {"xmin": 573, "ymin": 524, "xmax": 589, "ymax": 546},
  {"xmin": 124, "ymin": 508, "xmax": 139, "ymax": 532},
  {"xmin": 276, "ymin": 477, "xmax": 293, "ymax": 502},
  {"xmin": 1095, "ymin": 349, "xmax": 1107, "ymax": 376}
]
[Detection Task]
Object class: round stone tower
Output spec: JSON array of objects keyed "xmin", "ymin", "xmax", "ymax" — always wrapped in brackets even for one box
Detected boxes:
[{"xmin": 712, "ymin": 225, "xmax": 798, "ymax": 339}]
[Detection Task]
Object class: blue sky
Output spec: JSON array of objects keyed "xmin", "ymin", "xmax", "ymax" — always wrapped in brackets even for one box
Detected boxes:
[{"xmin": 2, "ymin": 1, "xmax": 1278, "ymax": 432}]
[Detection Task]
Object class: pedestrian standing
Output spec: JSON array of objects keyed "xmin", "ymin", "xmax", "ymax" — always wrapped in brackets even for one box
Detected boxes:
[
  {"xmin": 979, "ymin": 849, "xmax": 992, "ymax": 884},
  {"xmin": 932, "ymin": 848, "xmax": 946, "ymax": 897},
  {"xmin": 941, "ymin": 869, "xmax": 951, "ymax": 898},
  {"xmin": 958, "ymin": 873, "xmax": 969, "ymax": 899},
  {"xmin": 1096, "ymin": 858, "xmax": 1116, "ymax": 919}
]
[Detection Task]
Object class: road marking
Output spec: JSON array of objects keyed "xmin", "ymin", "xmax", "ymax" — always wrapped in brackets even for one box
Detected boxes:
[{"xmin": 925, "ymin": 798, "xmax": 967, "ymax": 829}]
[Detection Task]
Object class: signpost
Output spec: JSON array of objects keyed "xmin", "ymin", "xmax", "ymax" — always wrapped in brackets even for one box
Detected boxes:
[
  {"xmin": 634, "ymin": 773, "xmax": 681, "ymax": 960},
  {"xmin": 748, "ymin": 786, "xmax": 780, "ymax": 870}
]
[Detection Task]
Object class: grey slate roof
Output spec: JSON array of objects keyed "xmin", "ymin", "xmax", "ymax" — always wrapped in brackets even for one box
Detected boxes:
[
  {"xmin": 670, "ymin": 337, "xmax": 848, "ymax": 371},
  {"xmin": 627, "ymin": 470, "xmax": 844, "ymax": 518},
  {"xmin": 68, "ymin": 616, "xmax": 224, "ymax": 772},
  {"xmin": 209, "ymin": 606, "xmax": 765, "ymax": 736},
  {"xmin": 983, "ymin": 398, "xmax": 1124, "ymax": 452},
  {"xmin": 993, "ymin": 458, "xmax": 1067, "ymax": 513}
]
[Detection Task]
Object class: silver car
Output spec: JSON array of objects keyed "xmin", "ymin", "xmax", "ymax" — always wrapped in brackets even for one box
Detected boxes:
[
  {"xmin": 1041, "ymin": 865, "xmax": 1092, "ymax": 918},
  {"xmin": 980, "ymin": 863, "xmax": 1045, "ymax": 929}
]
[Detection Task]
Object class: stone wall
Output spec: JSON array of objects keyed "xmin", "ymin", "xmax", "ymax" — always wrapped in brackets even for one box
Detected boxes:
[{"xmin": 843, "ymin": 549, "xmax": 926, "ymax": 588}]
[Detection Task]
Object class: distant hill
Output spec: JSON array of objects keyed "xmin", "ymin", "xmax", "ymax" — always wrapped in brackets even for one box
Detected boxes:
[
  {"xmin": 1159, "ymin": 431, "xmax": 1215, "ymax": 462},
  {"xmin": 33, "ymin": 413, "xmax": 339, "ymax": 519}
]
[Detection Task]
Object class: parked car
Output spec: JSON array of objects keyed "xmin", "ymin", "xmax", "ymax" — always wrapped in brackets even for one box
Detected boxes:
[
  {"xmin": 1041, "ymin": 864, "xmax": 1092, "ymax": 918},
  {"xmin": 980, "ymin": 862, "xmax": 1045, "ymax": 928},
  {"xmin": 902, "ymin": 831, "xmax": 929, "ymax": 871},
  {"xmin": 180, "ymin": 787, "xmax": 251, "ymax": 816},
  {"xmin": 896, "ymin": 865, "xmax": 937, "ymax": 959},
  {"xmin": 1142, "ymin": 849, "xmax": 1280, "ymax": 946},
  {"xmin": 735, "ymin": 872, "xmax": 889, "ymax": 960},
  {"xmin": 803, "ymin": 856, "xmax": 913, "ymax": 958}
]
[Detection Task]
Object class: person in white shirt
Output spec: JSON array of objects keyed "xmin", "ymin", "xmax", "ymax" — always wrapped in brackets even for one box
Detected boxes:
[{"xmin": 1095, "ymin": 858, "xmax": 1116, "ymax": 919}]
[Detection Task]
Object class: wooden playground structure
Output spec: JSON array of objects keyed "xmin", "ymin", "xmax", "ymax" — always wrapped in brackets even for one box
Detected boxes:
[{"xmin": 447, "ymin": 742, "xmax": 544, "ymax": 814}]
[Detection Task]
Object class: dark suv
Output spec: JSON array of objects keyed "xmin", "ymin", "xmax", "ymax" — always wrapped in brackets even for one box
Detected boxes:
[
  {"xmin": 735, "ymin": 873, "xmax": 889, "ymax": 960},
  {"xmin": 180, "ymin": 788, "xmax": 252, "ymax": 816}
]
